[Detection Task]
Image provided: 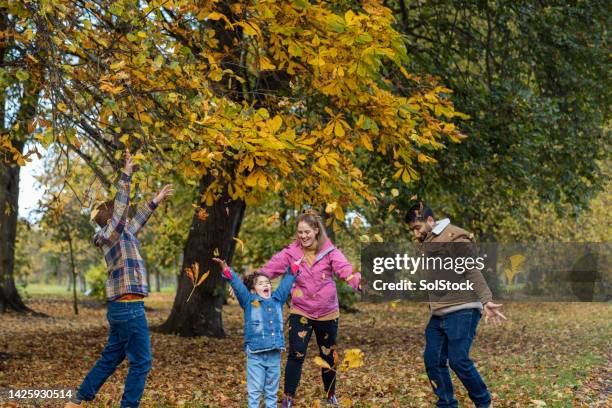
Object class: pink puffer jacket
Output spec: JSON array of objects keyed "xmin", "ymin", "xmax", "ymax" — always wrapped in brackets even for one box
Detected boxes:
[{"xmin": 259, "ymin": 239, "xmax": 361, "ymax": 319}]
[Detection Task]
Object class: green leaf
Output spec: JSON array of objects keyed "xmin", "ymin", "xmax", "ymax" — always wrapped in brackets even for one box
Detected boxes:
[
  {"xmin": 16, "ymin": 70, "xmax": 29, "ymax": 81},
  {"xmin": 291, "ymin": 0, "xmax": 310, "ymax": 10}
]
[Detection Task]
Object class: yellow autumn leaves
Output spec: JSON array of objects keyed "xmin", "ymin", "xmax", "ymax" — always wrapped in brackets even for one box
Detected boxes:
[
  {"xmin": 185, "ymin": 262, "xmax": 210, "ymax": 302},
  {"xmin": 313, "ymin": 348, "xmax": 365, "ymax": 372},
  {"xmin": 6, "ymin": 0, "xmax": 468, "ymax": 241}
]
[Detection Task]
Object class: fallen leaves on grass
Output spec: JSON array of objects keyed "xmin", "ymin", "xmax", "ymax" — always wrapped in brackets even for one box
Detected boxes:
[{"xmin": 0, "ymin": 296, "xmax": 610, "ymax": 407}]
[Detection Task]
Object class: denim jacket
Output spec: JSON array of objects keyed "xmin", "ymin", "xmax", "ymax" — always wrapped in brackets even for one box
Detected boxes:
[{"xmin": 226, "ymin": 266, "xmax": 297, "ymax": 353}]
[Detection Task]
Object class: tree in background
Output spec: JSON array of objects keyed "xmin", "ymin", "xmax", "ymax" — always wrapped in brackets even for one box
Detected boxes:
[
  {"xmin": 0, "ymin": 5, "xmax": 45, "ymax": 312},
  {"xmin": 363, "ymin": 0, "xmax": 609, "ymax": 236},
  {"xmin": 8, "ymin": 0, "xmax": 464, "ymax": 335}
]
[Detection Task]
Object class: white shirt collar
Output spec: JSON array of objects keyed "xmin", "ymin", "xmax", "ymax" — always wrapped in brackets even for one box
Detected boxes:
[{"xmin": 431, "ymin": 218, "xmax": 451, "ymax": 235}]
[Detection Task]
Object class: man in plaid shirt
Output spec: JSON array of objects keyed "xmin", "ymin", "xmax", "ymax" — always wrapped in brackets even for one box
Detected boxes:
[{"xmin": 66, "ymin": 151, "xmax": 173, "ymax": 408}]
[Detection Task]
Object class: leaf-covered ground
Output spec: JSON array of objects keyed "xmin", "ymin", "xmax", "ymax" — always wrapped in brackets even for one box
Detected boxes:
[{"xmin": 1, "ymin": 294, "xmax": 610, "ymax": 407}]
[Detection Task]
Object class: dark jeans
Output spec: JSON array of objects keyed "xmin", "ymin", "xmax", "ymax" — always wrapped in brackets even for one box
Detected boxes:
[
  {"xmin": 424, "ymin": 308, "xmax": 491, "ymax": 408},
  {"xmin": 77, "ymin": 301, "xmax": 152, "ymax": 408},
  {"xmin": 284, "ymin": 314, "xmax": 338, "ymax": 397}
]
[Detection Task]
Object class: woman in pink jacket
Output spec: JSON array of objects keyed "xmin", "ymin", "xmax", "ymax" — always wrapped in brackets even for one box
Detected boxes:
[{"xmin": 259, "ymin": 211, "xmax": 361, "ymax": 408}]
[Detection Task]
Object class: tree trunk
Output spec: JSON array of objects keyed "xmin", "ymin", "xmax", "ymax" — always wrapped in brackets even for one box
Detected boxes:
[
  {"xmin": 67, "ymin": 232, "xmax": 79, "ymax": 315},
  {"xmin": 79, "ymin": 272, "xmax": 87, "ymax": 293},
  {"xmin": 155, "ymin": 266, "xmax": 161, "ymax": 292},
  {"xmin": 158, "ymin": 173, "xmax": 245, "ymax": 337},
  {"xmin": 0, "ymin": 147, "xmax": 32, "ymax": 313}
]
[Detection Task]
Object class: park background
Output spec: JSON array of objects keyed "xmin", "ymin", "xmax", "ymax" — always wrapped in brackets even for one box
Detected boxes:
[{"xmin": 0, "ymin": 0, "xmax": 609, "ymax": 407}]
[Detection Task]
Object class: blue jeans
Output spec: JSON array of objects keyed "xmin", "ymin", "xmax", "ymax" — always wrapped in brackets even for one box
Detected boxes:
[
  {"xmin": 424, "ymin": 308, "xmax": 491, "ymax": 408},
  {"xmin": 246, "ymin": 349, "xmax": 281, "ymax": 408},
  {"xmin": 77, "ymin": 301, "xmax": 152, "ymax": 408}
]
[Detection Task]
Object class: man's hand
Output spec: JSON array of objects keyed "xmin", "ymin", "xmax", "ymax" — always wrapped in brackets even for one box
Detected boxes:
[
  {"xmin": 483, "ymin": 302, "xmax": 507, "ymax": 325},
  {"xmin": 153, "ymin": 184, "xmax": 174, "ymax": 205},
  {"xmin": 124, "ymin": 150, "xmax": 134, "ymax": 176}
]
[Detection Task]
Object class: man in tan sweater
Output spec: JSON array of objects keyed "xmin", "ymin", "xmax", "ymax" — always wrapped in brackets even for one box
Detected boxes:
[{"xmin": 405, "ymin": 203, "xmax": 505, "ymax": 408}]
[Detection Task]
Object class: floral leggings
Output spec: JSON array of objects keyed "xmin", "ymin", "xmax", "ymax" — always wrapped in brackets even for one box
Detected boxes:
[{"xmin": 284, "ymin": 313, "xmax": 339, "ymax": 396}]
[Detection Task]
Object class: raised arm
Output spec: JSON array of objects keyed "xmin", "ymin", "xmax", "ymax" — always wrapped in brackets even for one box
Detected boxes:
[
  {"xmin": 329, "ymin": 248, "xmax": 361, "ymax": 291},
  {"xmin": 259, "ymin": 246, "xmax": 293, "ymax": 279},
  {"xmin": 94, "ymin": 152, "xmax": 133, "ymax": 246},
  {"xmin": 213, "ymin": 258, "xmax": 251, "ymax": 309},
  {"xmin": 128, "ymin": 184, "xmax": 173, "ymax": 236},
  {"xmin": 272, "ymin": 258, "xmax": 302, "ymax": 302}
]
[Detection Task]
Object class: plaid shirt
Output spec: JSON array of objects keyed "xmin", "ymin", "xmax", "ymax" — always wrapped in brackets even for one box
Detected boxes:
[{"xmin": 93, "ymin": 172, "xmax": 158, "ymax": 301}]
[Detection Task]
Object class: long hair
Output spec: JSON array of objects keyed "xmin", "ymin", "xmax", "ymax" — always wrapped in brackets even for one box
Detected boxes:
[{"xmin": 296, "ymin": 210, "xmax": 329, "ymax": 252}]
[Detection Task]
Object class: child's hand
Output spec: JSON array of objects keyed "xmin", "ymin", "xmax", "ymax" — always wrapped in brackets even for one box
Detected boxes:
[
  {"xmin": 124, "ymin": 150, "xmax": 134, "ymax": 175},
  {"xmin": 153, "ymin": 184, "xmax": 174, "ymax": 204},
  {"xmin": 212, "ymin": 257, "xmax": 229, "ymax": 270},
  {"xmin": 290, "ymin": 256, "xmax": 304, "ymax": 275},
  {"xmin": 212, "ymin": 258, "xmax": 231, "ymax": 279}
]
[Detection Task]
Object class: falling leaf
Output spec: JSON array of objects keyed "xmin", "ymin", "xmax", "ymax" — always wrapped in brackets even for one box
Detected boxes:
[
  {"xmin": 300, "ymin": 316, "xmax": 308, "ymax": 325},
  {"xmin": 339, "ymin": 348, "xmax": 364, "ymax": 371},
  {"xmin": 373, "ymin": 234, "xmax": 384, "ymax": 242},
  {"xmin": 185, "ymin": 266, "xmax": 195, "ymax": 284},
  {"xmin": 251, "ymin": 300, "xmax": 260, "ymax": 308},
  {"xmin": 314, "ymin": 356, "xmax": 332, "ymax": 370},
  {"xmin": 293, "ymin": 289, "xmax": 303, "ymax": 298},
  {"xmin": 504, "ymin": 254, "xmax": 526, "ymax": 284},
  {"xmin": 265, "ymin": 213, "xmax": 279, "ymax": 225},
  {"xmin": 213, "ymin": 248, "xmax": 220, "ymax": 257},
  {"xmin": 325, "ymin": 201, "xmax": 338, "ymax": 213},
  {"xmin": 346, "ymin": 274, "xmax": 355, "ymax": 281},
  {"xmin": 391, "ymin": 188, "xmax": 399, "ymax": 197},
  {"xmin": 197, "ymin": 208, "xmax": 209, "ymax": 221},
  {"xmin": 196, "ymin": 270, "xmax": 210, "ymax": 286},
  {"xmin": 233, "ymin": 237, "xmax": 245, "ymax": 254},
  {"xmin": 185, "ymin": 262, "xmax": 202, "ymax": 302}
]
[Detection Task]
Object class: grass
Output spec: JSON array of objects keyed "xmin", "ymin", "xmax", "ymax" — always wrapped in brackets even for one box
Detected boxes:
[
  {"xmin": 1, "ymin": 295, "xmax": 609, "ymax": 407},
  {"xmin": 18, "ymin": 283, "xmax": 177, "ymax": 297}
]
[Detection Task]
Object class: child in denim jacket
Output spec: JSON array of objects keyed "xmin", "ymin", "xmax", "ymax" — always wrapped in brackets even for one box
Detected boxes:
[{"xmin": 213, "ymin": 257, "xmax": 302, "ymax": 408}]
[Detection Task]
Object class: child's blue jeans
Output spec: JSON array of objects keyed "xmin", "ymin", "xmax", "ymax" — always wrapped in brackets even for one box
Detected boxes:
[
  {"xmin": 246, "ymin": 349, "xmax": 281, "ymax": 408},
  {"xmin": 424, "ymin": 308, "xmax": 491, "ymax": 408},
  {"xmin": 77, "ymin": 301, "xmax": 152, "ymax": 408}
]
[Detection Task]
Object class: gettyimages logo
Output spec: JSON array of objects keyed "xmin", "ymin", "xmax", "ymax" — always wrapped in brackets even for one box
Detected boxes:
[{"xmin": 361, "ymin": 243, "xmax": 611, "ymax": 302}]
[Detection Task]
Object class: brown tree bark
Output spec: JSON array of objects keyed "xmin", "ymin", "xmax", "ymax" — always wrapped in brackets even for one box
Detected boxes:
[
  {"xmin": 157, "ymin": 172, "xmax": 245, "ymax": 337},
  {"xmin": 0, "ymin": 140, "xmax": 32, "ymax": 313},
  {"xmin": 0, "ymin": 9, "xmax": 42, "ymax": 314}
]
